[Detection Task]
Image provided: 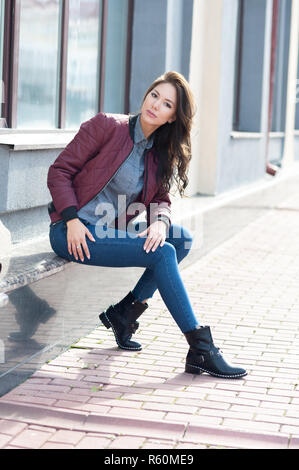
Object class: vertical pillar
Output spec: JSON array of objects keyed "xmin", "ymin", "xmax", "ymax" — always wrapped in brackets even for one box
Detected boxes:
[{"xmin": 187, "ymin": 0, "xmax": 223, "ymax": 196}]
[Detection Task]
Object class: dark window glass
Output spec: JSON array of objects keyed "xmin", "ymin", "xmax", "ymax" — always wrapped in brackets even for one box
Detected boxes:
[
  {"xmin": 233, "ymin": 0, "xmax": 267, "ymax": 132},
  {"xmin": 271, "ymin": 0, "xmax": 292, "ymax": 132},
  {"xmin": 17, "ymin": 0, "xmax": 60, "ymax": 128},
  {"xmin": 103, "ymin": 0, "xmax": 129, "ymax": 114},
  {"xmin": 65, "ymin": 0, "xmax": 102, "ymax": 128}
]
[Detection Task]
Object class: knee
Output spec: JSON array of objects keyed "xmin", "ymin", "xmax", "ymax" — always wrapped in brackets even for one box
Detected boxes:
[
  {"xmin": 156, "ymin": 241, "xmax": 177, "ymax": 260},
  {"xmin": 146, "ymin": 241, "xmax": 176, "ymax": 269}
]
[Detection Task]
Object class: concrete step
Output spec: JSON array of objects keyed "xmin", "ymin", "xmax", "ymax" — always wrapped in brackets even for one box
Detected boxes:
[{"xmin": 0, "ymin": 399, "xmax": 291, "ymax": 449}]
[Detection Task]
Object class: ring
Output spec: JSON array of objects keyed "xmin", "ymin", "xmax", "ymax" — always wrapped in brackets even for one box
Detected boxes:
[{"xmin": 76, "ymin": 246, "xmax": 80, "ymax": 249}]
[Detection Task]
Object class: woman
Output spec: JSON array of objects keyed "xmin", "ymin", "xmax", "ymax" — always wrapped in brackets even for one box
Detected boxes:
[{"xmin": 47, "ymin": 71, "xmax": 247, "ymax": 379}]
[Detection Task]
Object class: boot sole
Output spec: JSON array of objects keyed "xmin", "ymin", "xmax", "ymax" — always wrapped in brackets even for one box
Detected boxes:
[
  {"xmin": 99, "ymin": 311, "xmax": 142, "ymax": 351},
  {"xmin": 185, "ymin": 363, "xmax": 247, "ymax": 379}
]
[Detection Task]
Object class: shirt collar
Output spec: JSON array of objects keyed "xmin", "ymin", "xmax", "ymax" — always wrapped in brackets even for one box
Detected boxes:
[{"xmin": 134, "ymin": 114, "xmax": 154, "ymax": 149}]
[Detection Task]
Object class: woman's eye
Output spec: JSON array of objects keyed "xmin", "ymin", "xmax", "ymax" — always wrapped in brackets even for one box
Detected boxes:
[{"xmin": 151, "ymin": 92, "xmax": 157, "ymax": 98}]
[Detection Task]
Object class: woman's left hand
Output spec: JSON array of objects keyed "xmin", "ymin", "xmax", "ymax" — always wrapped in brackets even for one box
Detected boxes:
[{"xmin": 138, "ymin": 220, "xmax": 167, "ymax": 253}]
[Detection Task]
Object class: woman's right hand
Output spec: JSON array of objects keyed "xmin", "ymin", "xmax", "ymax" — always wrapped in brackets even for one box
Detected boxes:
[{"xmin": 66, "ymin": 218, "xmax": 95, "ymax": 261}]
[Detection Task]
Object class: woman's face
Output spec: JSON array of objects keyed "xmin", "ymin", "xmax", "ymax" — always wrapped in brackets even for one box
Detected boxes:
[{"xmin": 140, "ymin": 82, "xmax": 177, "ymax": 137}]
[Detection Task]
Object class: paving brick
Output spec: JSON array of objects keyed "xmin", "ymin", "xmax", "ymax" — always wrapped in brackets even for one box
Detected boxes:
[
  {"xmin": 1, "ymin": 394, "xmax": 56, "ymax": 407},
  {"xmin": 54, "ymin": 400, "xmax": 111, "ymax": 414},
  {"xmin": 12, "ymin": 383, "xmax": 71, "ymax": 394},
  {"xmin": 47, "ymin": 430, "xmax": 85, "ymax": 445},
  {"xmin": 108, "ymin": 407, "xmax": 166, "ymax": 421},
  {"xmin": 50, "ymin": 378, "xmax": 97, "ymax": 389},
  {"xmin": 83, "ymin": 375, "xmax": 134, "ymax": 386},
  {"xmin": 289, "ymin": 437, "xmax": 299, "ymax": 449},
  {"xmin": 255, "ymin": 414, "xmax": 299, "ymax": 427},
  {"xmin": 0, "ymin": 419, "xmax": 27, "ymax": 436},
  {"xmin": 175, "ymin": 442, "xmax": 208, "ymax": 449},
  {"xmin": 142, "ymin": 401, "xmax": 198, "ymax": 414},
  {"xmin": 199, "ymin": 408, "xmax": 254, "ymax": 421},
  {"xmin": 0, "ymin": 433, "xmax": 13, "ymax": 448},
  {"xmin": 121, "ymin": 393, "xmax": 174, "ymax": 404},
  {"xmin": 32, "ymin": 391, "xmax": 90, "ymax": 403},
  {"xmin": 280, "ymin": 425, "xmax": 299, "ymax": 435},
  {"xmin": 42, "ymin": 442, "xmax": 74, "ymax": 449},
  {"xmin": 164, "ymin": 412, "xmax": 222, "ymax": 426},
  {"xmin": 152, "ymin": 388, "xmax": 207, "ymax": 400},
  {"xmin": 230, "ymin": 405, "xmax": 284, "ymax": 416},
  {"xmin": 75, "ymin": 435, "xmax": 112, "ymax": 449},
  {"xmin": 141, "ymin": 438, "xmax": 177, "ymax": 449},
  {"xmin": 222, "ymin": 418, "xmax": 280, "ymax": 433},
  {"xmin": 9, "ymin": 428, "xmax": 53, "ymax": 449},
  {"xmin": 108, "ymin": 435, "xmax": 146, "ymax": 449}
]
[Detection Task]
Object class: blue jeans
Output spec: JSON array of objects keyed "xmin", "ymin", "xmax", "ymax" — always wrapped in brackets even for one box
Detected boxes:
[{"xmin": 49, "ymin": 219, "xmax": 199, "ymax": 333}]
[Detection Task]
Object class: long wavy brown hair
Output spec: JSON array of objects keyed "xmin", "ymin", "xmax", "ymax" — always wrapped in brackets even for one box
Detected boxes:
[{"xmin": 141, "ymin": 71, "xmax": 196, "ymax": 197}]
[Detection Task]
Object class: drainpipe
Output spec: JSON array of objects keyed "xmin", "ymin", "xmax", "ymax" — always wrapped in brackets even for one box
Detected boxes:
[{"xmin": 265, "ymin": 0, "xmax": 280, "ymax": 176}]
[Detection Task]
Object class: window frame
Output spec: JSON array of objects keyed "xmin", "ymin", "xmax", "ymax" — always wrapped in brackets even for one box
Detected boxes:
[{"xmin": 1, "ymin": 0, "xmax": 134, "ymax": 130}]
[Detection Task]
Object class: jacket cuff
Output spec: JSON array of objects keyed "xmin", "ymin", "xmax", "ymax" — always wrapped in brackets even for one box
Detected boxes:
[{"xmin": 61, "ymin": 206, "xmax": 78, "ymax": 223}]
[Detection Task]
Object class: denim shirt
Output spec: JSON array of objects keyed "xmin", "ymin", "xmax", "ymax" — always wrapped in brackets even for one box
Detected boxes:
[{"xmin": 77, "ymin": 115, "xmax": 153, "ymax": 226}]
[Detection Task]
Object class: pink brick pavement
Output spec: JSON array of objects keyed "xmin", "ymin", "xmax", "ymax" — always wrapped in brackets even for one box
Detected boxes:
[{"xmin": 1, "ymin": 195, "xmax": 299, "ymax": 449}]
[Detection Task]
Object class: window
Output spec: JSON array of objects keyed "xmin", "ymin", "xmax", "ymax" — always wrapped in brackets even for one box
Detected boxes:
[
  {"xmin": 233, "ymin": 0, "xmax": 267, "ymax": 132},
  {"xmin": 103, "ymin": 0, "xmax": 129, "ymax": 114},
  {"xmin": 0, "ymin": 0, "xmax": 133, "ymax": 129},
  {"xmin": 65, "ymin": 0, "xmax": 102, "ymax": 128},
  {"xmin": 271, "ymin": 0, "xmax": 292, "ymax": 132},
  {"xmin": 17, "ymin": 0, "xmax": 60, "ymax": 129}
]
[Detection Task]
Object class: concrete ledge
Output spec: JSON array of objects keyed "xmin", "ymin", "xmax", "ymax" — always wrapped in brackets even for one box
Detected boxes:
[
  {"xmin": 0, "ymin": 236, "xmax": 70, "ymax": 295},
  {"xmin": 0, "ymin": 130, "xmax": 76, "ymax": 151}
]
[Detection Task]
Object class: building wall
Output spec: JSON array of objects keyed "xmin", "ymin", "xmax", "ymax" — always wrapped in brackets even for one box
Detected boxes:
[
  {"xmin": 188, "ymin": 0, "xmax": 299, "ymax": 197},
  {"xmin": 129, "ymin": 0, "xmax": 193, "ymax": 113},
  {"xmin": 216, "ymin": 0, "xmax": 273, "ymax": 193},
  {"xmin": 0, "ymin": 144, "xmax": 63, "ymax": 243}
]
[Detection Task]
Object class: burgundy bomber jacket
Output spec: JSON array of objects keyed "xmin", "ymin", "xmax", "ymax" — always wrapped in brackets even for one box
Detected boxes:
[{"xmin": 47, "ymin": 112, "xmax": 171, "ymax": 228}]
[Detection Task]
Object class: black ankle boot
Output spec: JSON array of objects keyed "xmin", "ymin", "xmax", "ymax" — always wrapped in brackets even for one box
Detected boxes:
[
  {"xmin": 184, "ymin": 326, "xmax": 247, "ymax": 379},
  {"xmin": 99, "ymin": 292, "xmax": 148, "ymax": 351}
]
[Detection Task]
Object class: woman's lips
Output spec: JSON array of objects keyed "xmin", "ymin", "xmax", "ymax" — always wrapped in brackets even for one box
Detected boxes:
[{"xmin": 146, "ymin": 110, "xmax": 157, "ymax": 118}]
